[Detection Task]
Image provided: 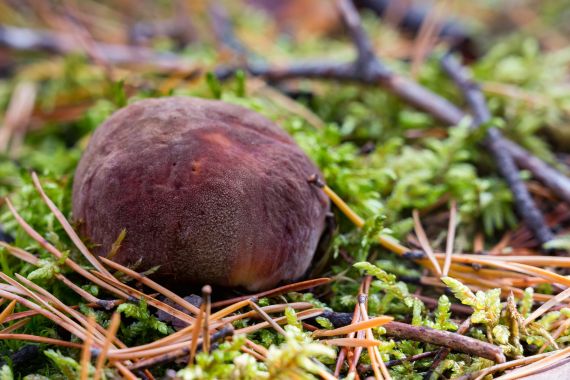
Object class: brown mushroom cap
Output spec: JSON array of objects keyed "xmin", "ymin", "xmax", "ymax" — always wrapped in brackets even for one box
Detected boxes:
[{"xmin": 72, "ymin": 97, "xmax": 329, "ymax": 291}]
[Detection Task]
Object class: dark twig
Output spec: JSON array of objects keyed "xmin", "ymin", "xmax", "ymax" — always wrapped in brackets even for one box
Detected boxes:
[
  {"xmin": 338, "ymin": 0, "xmax": 381, "ymax": 73},
  {"xmin": 502, "ymin": 139, "xmax": 570, "ymax": 205},
  {"xmin": 0, "ymin": 25, "xmax": 196, "ymax": 73},
  {"xmin": 441, "ymin": 53, "xmax": 553, "ymax": 245},
  {"xmin": 385, "ymin": 321, "xmax": 504, "ymax": 363},
  {"xmin": 425, "ymin": 318, "xmax": 471, "ymax": 379},
  {"xmin": 315, "ymin": 311, "xmax": 506, "ymax": 363}
]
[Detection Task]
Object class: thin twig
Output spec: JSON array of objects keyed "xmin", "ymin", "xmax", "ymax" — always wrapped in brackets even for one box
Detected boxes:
[
  {"xmin": 248, "ymin": 299, "xmax": 286, "ymax": 336},
  {"xmin": 0, "ymin": 25, "xmax": 197, "ymax": 73},
  {"xmin": 201, "ymin": 285, "xmax": 212, "ymax": 354},
  {"xmin": 316, "ymin": 311, "xmax": 506, "ymax": 363},
  {"xmin": 440, "ymin": 53, "xmax": 553, "ymax": 245},
  {"xmin": 501, "ymin": 139, "xmax": 570, "ymax": 205},
  {"xmin": 426, "ymin": 318, "xmax": 471, "ymax": 378}
]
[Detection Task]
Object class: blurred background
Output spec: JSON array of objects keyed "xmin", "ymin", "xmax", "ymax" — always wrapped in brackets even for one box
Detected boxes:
[{"xmin": 0, "ymin": 0, "xmax": 569, "ymax": 250}]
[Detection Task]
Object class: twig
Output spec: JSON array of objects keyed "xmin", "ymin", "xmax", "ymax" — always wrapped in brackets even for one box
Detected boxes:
[
  {"xmin": 385, "ymin": 321, "xmax": 504, "ymax": 363},
  {"xmin": 188, "ymin": 296, "xmax": 205, "ymax": 365},
  {"xmin": 0, "ymin": 318, "xmax": 31, "ymax": 334},
  {"xmin": 426, "ymin": 318, "xmax": 471, "ymax": 379},
  {"xmin": 90, "ymin": 271, "xmax": 195, "ymax": 325},
  {"xmin": 4, "ymin": 198, "xmax": 131, "ymax": 300},
  {"xmin": 0, "ymin": 81, "xmax": 36, "ymax": 156},
  {"xmin": 440, "ymin": 53, "xmax": 553, "ymax": 245},
  {"xmin": 338, "ymin": 0, "xmax": 383, "ymax": 74},
  {"xmin": 248, "ymin": 299, "xmax": 286, "ymax": 336},
  {"xmin": 501, "ymin": 138, "xmax": 570, "ymax": 205},
  {"xmin": 308, "ymin": 175, "xmax": 410, "ymax": 256},
  {"xmin": 202, "ymin": 285, "xmax": 212, "ymax": 354},
  {"xmin": 346, "ymin": 278, "xmax": 370, "ymax": 375},
  {"xmin": 315, "ymin": 311, "xmax": 506, "ymax": 363},
  {"xmin": 324, "ymin": 338, "xmax": 382, "ymax": 347},
  {"xmin": 0, "ymin": 25, "xmax": 197, "ymax": 73}
]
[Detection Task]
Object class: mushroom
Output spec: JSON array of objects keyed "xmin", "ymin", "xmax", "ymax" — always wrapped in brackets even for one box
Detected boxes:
[{"xmin": 72, "ymin": 97, "xmax": 330, "ymax": 291}]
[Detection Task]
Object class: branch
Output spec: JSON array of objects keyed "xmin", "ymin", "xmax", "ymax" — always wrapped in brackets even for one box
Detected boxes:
[
  {"xmin": 316, "ymin": 311, "xmax": 506, "ymax": 363},
  {"xmin": 502, "ymin": 139, "xmax": 570, "ymax": 205},
  {"xmin": 0, "ymin": 25, "xmax": 196, "ymax": 73},
  {"xmin": 441, "ymin": 53, "xmax": 553, "ymax": 245},
  {"xmin": 338, "ymin": 0, "xmax": 378, "ymax": 69},
  {"xmin": 426, "ymin": 318, "xmax": 471, "ymax": 378}
]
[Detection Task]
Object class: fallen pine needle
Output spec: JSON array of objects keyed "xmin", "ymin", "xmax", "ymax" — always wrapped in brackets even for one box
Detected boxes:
[
  {"xmin": 323, "ymin": 337, "xmax": 382, "ymax": 347},
  {"xmin": 0, "ymin": 333, "xmax": 83, "ymax": 348},
  {"xmin": 0, "ymin": 300, "xmax": 18, "ymax": 324},
  {"xmin": 80, "ymin": 316, "xmax": 96, "ymax": 380},
  {"xmin": 94, "ymin": 312, "xmax": 121, "ymax": 380},
  {"xmin": 313, "ymin": 316, "xmax": 393, "ymax": 338},
  {"xmin": 525, "ymin": 286, "xmax": 570, "ymax": 326}
]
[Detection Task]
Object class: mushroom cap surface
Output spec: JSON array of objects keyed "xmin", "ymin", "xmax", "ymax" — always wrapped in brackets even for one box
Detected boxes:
[{"xmin": 72, "ymin": 96, "xmax": 329, "ymax": 291}]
